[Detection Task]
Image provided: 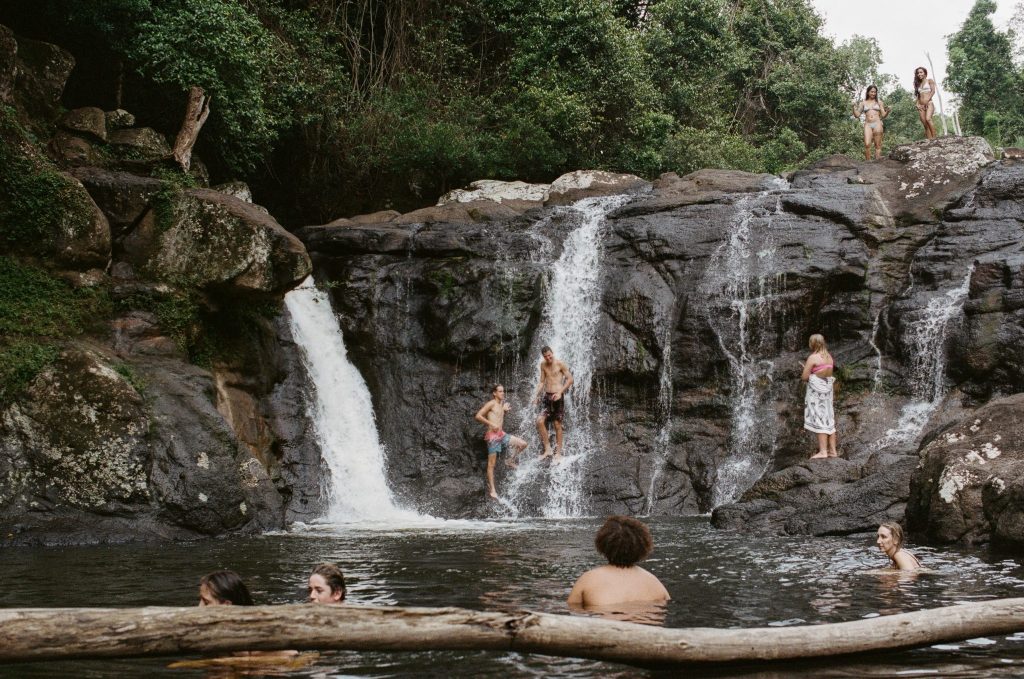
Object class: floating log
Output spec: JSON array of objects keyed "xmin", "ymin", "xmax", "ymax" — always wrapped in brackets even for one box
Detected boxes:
[{"xmin": 2, "ymin": 600, "xmax": 1024, "ymax": 666}]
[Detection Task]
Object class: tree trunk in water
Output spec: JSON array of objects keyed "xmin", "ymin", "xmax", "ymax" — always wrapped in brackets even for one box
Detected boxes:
[
  {"xmin": 172, "ymin": 86, "xmax": 210, "ymax": 172},
  {"xmin": 2, "ymin": 600, "xmax": 1024, "ymax": 666}
]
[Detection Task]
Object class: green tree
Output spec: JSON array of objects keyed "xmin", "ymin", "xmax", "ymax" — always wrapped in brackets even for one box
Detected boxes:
[{"xmin": 946, "ymin": 0, "xmax": 1024, "ymax": 146}]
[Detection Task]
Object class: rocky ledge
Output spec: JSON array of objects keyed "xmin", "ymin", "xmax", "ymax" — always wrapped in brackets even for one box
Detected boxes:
[{"xmin": 302, "ymin": 137, "xmax": 1024, "ymax": 547}]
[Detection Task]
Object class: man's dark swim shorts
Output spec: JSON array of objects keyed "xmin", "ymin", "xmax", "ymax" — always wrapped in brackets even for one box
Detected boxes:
[{"xmin": 542, "ymin": 392, "xmax": 565, "ymax": 423}]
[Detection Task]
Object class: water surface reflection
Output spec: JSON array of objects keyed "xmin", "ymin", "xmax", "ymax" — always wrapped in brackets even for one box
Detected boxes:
[{"xmin": 2, "ymin": 517, "xmax": 1023, "ymax": 677}]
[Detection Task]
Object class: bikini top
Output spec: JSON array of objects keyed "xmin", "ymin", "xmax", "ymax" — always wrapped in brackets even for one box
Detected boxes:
[
  {"xmin": 918, "ymin": 81, "xmax": 932, "ymax": 93},
  {"xmin": 863, "ymin": 102, "xmax": 881, "ymax": 112},
  {"xmin": 811, "ymin": 362, "xmax": 833, "ymax": 374}
]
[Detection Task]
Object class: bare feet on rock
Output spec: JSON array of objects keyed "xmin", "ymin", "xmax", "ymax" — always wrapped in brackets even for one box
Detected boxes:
[
  {"xmin": 489, "ymin": 489, "xmax": 499, "ymax": 500},
  {"xmin": 809, "ymin": 451, "xmax": 829, "ymax": 459}
]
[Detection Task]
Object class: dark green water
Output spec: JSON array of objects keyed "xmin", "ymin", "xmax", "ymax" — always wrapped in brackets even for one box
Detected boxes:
[{"xmin": 2, "ymin": 517, "xmax": 1024, "ymax": 677}]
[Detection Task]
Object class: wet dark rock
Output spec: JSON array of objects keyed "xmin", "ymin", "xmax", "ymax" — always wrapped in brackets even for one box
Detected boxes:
[
  {"xmin": 907, "ymin": 393, "xmax": 1024, "ymax": 546},
  {"xmin": 300, "ymin": 141, "xmax": 1024, "ymax": 544},
  {"xmin": 0, "ymin": 24, "xmax": 15, "ymax": 104},
  {"xmin": 107, "ymin": 127, "xmax": 172, "ymax": 159}
]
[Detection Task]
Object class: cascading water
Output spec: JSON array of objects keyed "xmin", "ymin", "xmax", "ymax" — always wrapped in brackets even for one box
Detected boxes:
[
  {"xmin": 643, "ymin": 327, "xmax": 674, "ymax": 515},
  {"xmin": 284, "ymin": 277, "xmax": 421, "ymax": 523},
  {"xmin": 704, "ymin": 189, "xmax": 787, "ymax": 507},
  {"xmin": 503, "ymin": 195, "xmax": 631, "ymax": 518},
  {"xmin": 874, "ymin": 266, "xmax": 974, "ymax": 449}
]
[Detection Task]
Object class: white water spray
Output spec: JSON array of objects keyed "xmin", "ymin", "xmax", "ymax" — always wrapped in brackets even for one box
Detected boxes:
[
  {"xmin": 644, "ymin": 326, "xmax": 674, "ymax": 515},
  {"xmin": 874, "ymin": 267, "xmax": 974, "ymax": 449},
  {"xmin": 704, "ymin": 191, "xmax": 786, "ymax": 507},
  {"xmin": 502, "ymin": 195, "xmax": 630, "ymax": 518},
  {"xmin": 284, "ymin": 278, "xmax": 421, "ymax": 523}
]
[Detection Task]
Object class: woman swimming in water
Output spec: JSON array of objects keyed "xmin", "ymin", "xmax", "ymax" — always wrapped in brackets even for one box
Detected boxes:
[
  {"xmin": 801, "ymin": 333, "xmax": 837, "ymax": 459},
  {"xmin": 914, "ymin": 67, "xmax": 937, "ymax": 139},
  {"xmin": 854, "ymin": 85, "xmax": 888, "ymax": 161},
  {"xmin": 198, "ymin": 570, "xmax": 254, "ymax": 606},
  {"xmin": 877, "ymin": 522, "xmax": 921, "ymax": 570}
]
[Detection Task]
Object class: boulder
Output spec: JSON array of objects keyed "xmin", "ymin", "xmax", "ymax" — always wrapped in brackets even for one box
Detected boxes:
[
  {"xmin": 123, "ymin": 187, "xmax": 311, "ymax": 294},
  {"xmin": 69, "ymin": 167, "xmax": 166, "ymax": 238},
  {"xmin": 53, "ymin": 173, "xmax": 111, "ymax": 269},
  {"xmin": 104, "ymin": 109, "xmax": 136, "ymax": 131},
  {"xmin": 438, "ymin": 179, "xmax": 549, "ymax": 207},
  {"xmin": 107, "ymin": 127, "xmax": 172, "ymax": 160},
  {"xmin": 10, "ymin": 34, "xmax": 74, "ymax": 127},
  {"xmin": 545, "ymin": 170, "xmax": 650, "ymax": 206},
  {"xmin": 59, "ymin": 107, "xmax": 107, "ymax": 142},
  {"xmin": 394, "ymin": 199, "xmax": 523, "ymax": 224},
  {"xmin": 349, "ymin": 209, "xmax": 401, "ymax": 225},
  {"xmin": 908, "ymin": 393, "xmax": 1024, "ymax": 546},
  {"xmin": 48, "ymin": 131, "xmax": 102, "ymax": 166},
  {"xmin": 0, "ymin": 343, "xmax": 294, "ymax": 546}
]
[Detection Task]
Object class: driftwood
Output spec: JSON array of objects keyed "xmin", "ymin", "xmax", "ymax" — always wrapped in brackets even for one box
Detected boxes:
[
  {"xmin": 171, "ymin": 85, "xmax": 210, "ymax": 172},
  {"xmin": 2, "ymin": 600, "xmax": 1024, "ymax": 666}
]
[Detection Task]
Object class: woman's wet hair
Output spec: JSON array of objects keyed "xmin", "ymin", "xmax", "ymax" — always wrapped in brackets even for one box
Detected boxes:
[
  {"xmin": 865, "ymin": 85, "xmax": 878, "ymax": 100},
  {"xmin": 200, "ymin": 570, "xmax": 254, "ymax": 606},
  {"xmin": 492, "ymin": 383, "xmax": 503, "ymax": 394},
  {"xmin": 880, "ymin": 521, "xmax": 905, "ymax": 551},
  {"xmin": 311, "ymin": 563, "xmax": 346, "ymax": 600},
  {"xmin": 595, "ymin": 516, "xmax": 654, "ymax": 567},
  {"xmin": 808, "ymin": 333, "xmax": 827, "ymax": 353},
  {"xmin": 914, "ymin": 66, "xmax": 928, "ymax": 97}
]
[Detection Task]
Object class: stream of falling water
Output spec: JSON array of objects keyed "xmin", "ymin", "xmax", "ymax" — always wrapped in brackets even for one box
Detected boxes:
[
  {"xmin": 643, "ymin": 326, "xmax": 674, "ymax": 515},
  {"xmin": 704, "ymin": 190, "xmax": 786, "ymax": 507},
  {"xmin": 284, "ymin": 277, "xmax": 424, "ymax": 523},
  {"xmin": 873, "ymin": 266, "xmax": 974, "ymax": 449},
  {"xmin": 501, "ymin": 195, "xmax": 631, "ymax": 518}
]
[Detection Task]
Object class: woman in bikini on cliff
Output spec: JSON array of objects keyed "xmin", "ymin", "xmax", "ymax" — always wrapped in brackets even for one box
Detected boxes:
[
  {"xmin": 854, "ymin": 85, "xmax": 888, "ymax": 161},
  {"xmin": 877, "ymin": 522, "xmax": 921, "ymax": 571},
  {"xmin": 801, "ymin": 334, "xmax": 837, "ymax": 459},
  {"xmin": 914, "ymin": 67, "xmax": 937, "ymax": 139}
]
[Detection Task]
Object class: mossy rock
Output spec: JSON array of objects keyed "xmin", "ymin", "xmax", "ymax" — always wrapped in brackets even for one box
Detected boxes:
[{"xmin": 124, "ymin": 188, "xmax": 310, "ymax": 294}]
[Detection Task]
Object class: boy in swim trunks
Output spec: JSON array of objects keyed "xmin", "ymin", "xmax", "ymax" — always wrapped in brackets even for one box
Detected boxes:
[
  {"xmin": 533, "ymin": 346, "xmax": 574, "ymax": 460},
  {"xmin": 474, "ymin": 384, "xmax": 528, "ymax": 499}
]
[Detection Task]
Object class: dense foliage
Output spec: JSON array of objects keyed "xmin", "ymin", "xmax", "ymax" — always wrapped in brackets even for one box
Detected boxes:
[
  {"xmin": 1, "ymin": 0, "xmax": 954, "ymax": 220},
  {"xmin": 945, "ymin": 0, "xmax": 1024, "ymax": 149}
]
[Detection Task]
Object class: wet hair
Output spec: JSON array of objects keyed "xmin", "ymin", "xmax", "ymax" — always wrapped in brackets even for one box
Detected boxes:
[
  {"xmin": 864, "ymin": 85, "xmax": 878, "ymax": 101},
  {"xmin": 808, "ymin": 334, "xmax": 828, "ymax": 354},
  {"xmin": 492, "ymin": 383, "xmax": 504, "ymax": 394},
  {"xmin": 541, "ymin": 345, "xmax": 553, "ymax": 355},
  {"xmin": 594, "ymin": 516, "xmax": 654, "ymax": 567},
  {"xmin": 200, "ymin": 570, "xmax": 254, "ymax": 606},
  {"xmin": 310, "ymin": 563, "xmax": 346, "ymax": 600},
  {"xmin": 879, "ymin": 521, "xmax": 905, "ymax": 551},
  {"xmin": 914, "ymin": 67, "xmax": 928, "ymax": 98}
]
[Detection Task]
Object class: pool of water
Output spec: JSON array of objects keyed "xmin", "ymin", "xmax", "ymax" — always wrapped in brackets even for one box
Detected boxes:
[{"xmin": 2, "ymin": 517, "xmax": 1024, "ymax": 677}]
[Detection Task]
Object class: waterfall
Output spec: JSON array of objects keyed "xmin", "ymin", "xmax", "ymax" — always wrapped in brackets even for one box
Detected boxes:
[
  {"xmin": 284, "ymin": 277, "xmax": 420, "ymax": 523},
  {"xmin": 643, "ymin": 326, "xmax": 674, "ymax": 515},
  {"xmin": 704, "ymin": 191, "xmax": 786, "ymax": 507},
  {"xmin": 874, "ymin": 266, "xmax": 974, "ymax": 449},
  {"xmin": 502, "ymin": 195, "xmax": 630, "ymax": 518}
]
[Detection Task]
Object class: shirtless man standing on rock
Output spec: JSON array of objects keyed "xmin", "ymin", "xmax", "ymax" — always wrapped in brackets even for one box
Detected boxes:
[
  {"xmin": 533, "ymin": 346, "xmax": 574, "ymax": 460},
  {"xmin": 474, "ymin": 384, "xmax": 527, "ymax": 500}
]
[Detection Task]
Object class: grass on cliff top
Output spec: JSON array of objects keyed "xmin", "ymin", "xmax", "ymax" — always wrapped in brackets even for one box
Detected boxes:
[{"xmin": 0, "ymin": 255, "xmax": 111, "ymax": 405}]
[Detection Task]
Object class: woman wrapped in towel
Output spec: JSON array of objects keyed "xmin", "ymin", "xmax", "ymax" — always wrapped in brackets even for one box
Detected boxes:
[{"xmin": 801, "ymin": 334, "xmax": 837, "ymax": 458}]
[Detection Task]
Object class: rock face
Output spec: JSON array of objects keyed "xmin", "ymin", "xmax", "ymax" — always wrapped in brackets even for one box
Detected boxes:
[
  {"xmin": 0, "ymin": 24, "xmax": 322, "ymax": 545},
  {"xmin": 907, "ymin": 393, "xmax": 1024, "ymax": 546},
  {"xmin": 300, "ymin": 137, "xmax": 1024, "ymax": 545}
]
